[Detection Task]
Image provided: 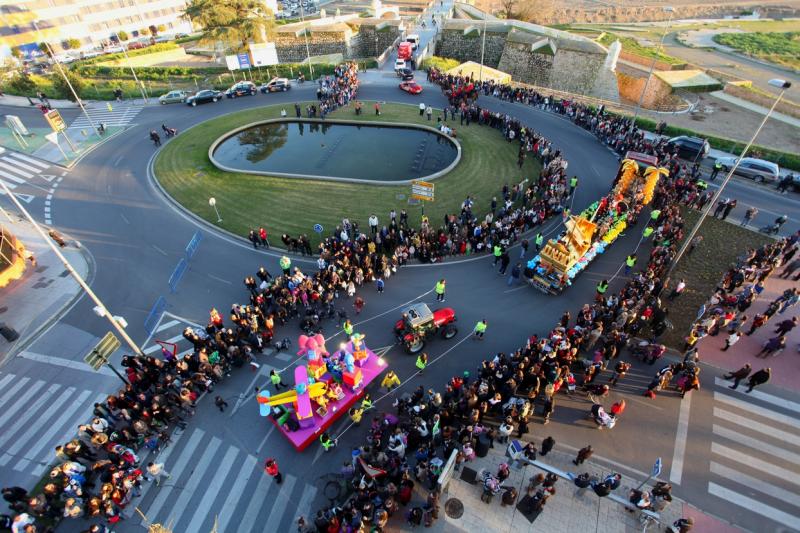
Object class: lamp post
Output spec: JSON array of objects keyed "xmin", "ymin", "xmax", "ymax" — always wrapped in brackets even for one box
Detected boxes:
[
  {"xmin": 478, "ymin": 16, "xmax": 487, "ymax": 82},
  {"xmin": 209, "ymin": 197, "xmax": 222, "ymax": 223},
  {"xmin": 632, "ymin": 6, "xmax": 674, "ymax": 124},
  {"xmin": 32, "ymin": 20, "xmax": 101, "ymax": 139},
  {"xmin": 105, "ymin": 23, "xmax": 148, "ymax": 104},
  {"xmin": 0, "ymin": 178, "xmax": 144, "ymax": 357},
  {"xmin": 665, "ymin": 79, "xmax": 792, "ymax": 283},
  {"xmin": 299, "ymin": 2, "xmax": 315, "ymax": 79}
]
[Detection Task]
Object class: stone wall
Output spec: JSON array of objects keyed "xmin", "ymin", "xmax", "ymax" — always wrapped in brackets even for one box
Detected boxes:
[
  {"xmin": 436, "ymin": 29, "xmax": 506, "ymax": 68},
  {"xmin": 274, "ymin": 20, "xmax": 401, "ymax": 62},
  {"xmin": 615, "ymin": 67, "xmax": 672, "ymax": 109},
  {"xmin": 276, "ymin": 31, "xmax": 351, "ymax": 62},
  {"xmin": 497, "ymin": 42, "xmax": 553, "ymax": 87},
  {"xmin": 549, "ymin": 48, "xmax": 604, "ymax": 96},
  {"xmin": 349, "ymin": 26, "xmax": 401, "ymax": 58}
]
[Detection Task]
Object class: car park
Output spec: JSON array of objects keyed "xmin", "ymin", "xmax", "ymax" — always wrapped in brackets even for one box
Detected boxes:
[
  {"xmin": 260, "ymin": 78, "xmax": 291, "ymax": 93},
  {"xmin": 159, "ymin": 90, "xmax": 191, "ymax": 104},
  {"xmin": 186, "ymin": 89, "xmax": 223, "ymax": 106},
  {"xmin": 226, "ymin": 81, "xmax": 257, "ymax": 98},
  {"xmin": 399, "ymin": 81, "xmax": 423, "ymax": 94},
  {"xmin": 665, "ymin": 135, "xmax": 710, "ymax": 162},
  {"xmin": 714, "ymin": 156, "xmax": 781, "ymax": 183}
]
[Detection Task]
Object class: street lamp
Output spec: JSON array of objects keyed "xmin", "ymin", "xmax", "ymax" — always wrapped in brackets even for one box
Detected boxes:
[
  {"xmin": 209, "ymin": 197, "xmax": 222, "ymax": 223},
  {"xmin": 299, "ymin": 2, "xmax": 315, "ymax": 80},
  {"xmin": 32, "ymin": 20, "xmax": 101, "ymax": 139},
  {"xmin": 105, "ymin": 23, "xmax": 148, "ymax": 104},
  {"xmin": 479, "ymin": 16, "xmax": 487, "ymax": 82},
  {"xmin": 665, "ymin": 78, "xmax": 792, "ymax": 282},
  {"xmin": 632, "ymin": 6, "xmax": 674, "ymax": 124}
]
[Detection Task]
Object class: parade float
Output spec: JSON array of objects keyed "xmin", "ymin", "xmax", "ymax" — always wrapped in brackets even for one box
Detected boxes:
[
  {"xmin": 256, "ymin": 332, "xmax": 387, "ymax": 451},
  {"xmin": 527, "ymin": 152, "xmax": 668, "ymax": 294}
]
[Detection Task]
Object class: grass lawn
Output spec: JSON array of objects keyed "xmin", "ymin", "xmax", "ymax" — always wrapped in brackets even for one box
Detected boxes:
[
  {"xmin": 712, "ymin": 31, "xmax": 800, "ymax": 71},
  {"xmin": 658, "ymin": 209, "xmax": 771, "ymax": 349},
  {"xmin": 597, "ymin": 32, "xmax": 686, "ymax": 66},
  {"xmin": 154, "ymin": 102, "xmax": 540, "ymax": 246}
]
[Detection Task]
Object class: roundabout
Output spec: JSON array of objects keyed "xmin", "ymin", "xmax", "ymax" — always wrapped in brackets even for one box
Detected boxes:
[{"xmin": 153, "ymin": 101, "xmax": 541, "ymax": 243}]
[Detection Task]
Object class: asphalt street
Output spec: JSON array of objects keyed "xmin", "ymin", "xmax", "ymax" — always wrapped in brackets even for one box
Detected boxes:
[{"xmin": 0, "ymin": 12, "xmax": 798, "ymax": 531}]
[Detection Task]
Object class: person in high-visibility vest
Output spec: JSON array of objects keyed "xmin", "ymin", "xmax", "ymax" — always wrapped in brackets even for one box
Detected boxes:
[
  {"xmin": 270, "ymin": 369, "xmax": 286, "ymax": 391},
  {"xmin": 435, "ymin": 279, "xmax": 446, "ymax": 302},
  {"xmin": 596, "ymin": 279, "xmax": 608, "ymax": 301},
  {"xmin": 696, "ymin": 179, "xmax": 708, "ymax": 190},
  {"xmin": 650, "ymin": 209, "xmax": 661, "ymax": 223},
  {"xmin": 570, "ymin": 175, "xmax": 578, "ymax": 195},
  {"xmin": 381, "ymin": 370, "xmax": 401, "ymax": 391},
  {"xmin": 416, "ymin": 352, "xmax": 428, "ymax": 373},
  {"xmin": 279, "ymin": 255, "xmax": 291, "ymax": 276},
  {"xmin": 320, "ymin": 432, "xmax": 337, "ymax": 452},
  {"xmin": 493, "ymin": 243, "xmax": 502, "ymax": 267},
  {"xmin": 361, "ymin": 393, "xmax": 373, "ymax": 411},
  {"xmin": 535, "ymin": 233, "xmax": 544, "ymax": 251},
  {"xmin": 643, "ymin": 226, "xmax": 654, "ymax": 238},
  {"xmin": 343, "ymin": 320, "xmax": 354, "ymax": 337},
  {"xmin": 625, "ymin": 254, "xmax": 637, "ymax": 275},
  {"xmin": 349, "ymin": 407, "xmax": 364, "ymax": 425},
  {"xmin": 710, "ymin": 160, "xmax": 723, "ymax": 181},
  {"xmin": 473, "ymin": 319, "xmax": 487, "ymax": 339}
]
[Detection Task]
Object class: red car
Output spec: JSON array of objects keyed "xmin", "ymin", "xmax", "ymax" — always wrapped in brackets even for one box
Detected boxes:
[{"xmin": 399, "ymin": 81, "xmax": 423, "ymax": 95}]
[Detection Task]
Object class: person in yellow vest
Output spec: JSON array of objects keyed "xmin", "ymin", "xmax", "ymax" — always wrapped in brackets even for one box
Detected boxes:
[
  {"xmin": 570, "ymin": 175, "xmax": 578, "ymax": 196},
  {"xmin": 535, "ymin": 233, "xmax": 544, "ymax": 251},
  {"xmin": 473, "ymin": 319, "xmax": 487, "ymax": 340},
  {"xmin": 320, "ymin": 432, "xmax": 337, "ymax": 452},
  {"xmin": 650, "ymin": 209, "xmax": 661, "ymax": 223},
  {"xmin": 596, "ymin": 279, "xmax": 608, "ymax": 302},
  {"xmin": 493, "ymin": 243, "xmax": 503, "ymax": 267},
  {"xmin": 349, "ymin": 407, "xmax": 364, "ymax": 426},
  {"xmin": 381, "ymin": 370, "xmax": 401, "ymax": 391},
  {"xmin": 624, "ymin": 254, "xmax": 637, "ymax": 275},
  {"xmin": 361, "ymin": 393, "xmax": 373, "ymax": 411},
  {"xmin": 343, "ymin": 319, "xmax": 354, "ymax": 337},
  {"xmin": 416, "ymin": 352, "xmax": 428, "ymax": 374},
  {"xmin": 643, "ymin": 226, "xmax": 654, "ymax": 239},
  {"xmin": 435, "ymin": 279, "xmax": 446, "ymax": 302}
]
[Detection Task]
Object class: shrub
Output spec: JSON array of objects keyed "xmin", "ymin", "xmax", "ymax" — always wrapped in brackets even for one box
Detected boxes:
[
  {"xmin": 420, "ymin": 56, "xmax": 461, "ymax": 72},
  {"xmin": 50, "ymin": 68, "xmax": 84, "ymax": 101},
  {"xmin": 6, "ymin": 73, "xmax": 37, "ymax": 94},
  {"xmin": 77, "ymin": 42, "xmax": 179, "ymax": 65},
  {"xmin": 117, "ymin": 30, "xmax": 129, "ymax": 42},
  {"xmin": 62, "ymin": 38, "xmax": 81, "ymax": 50}
]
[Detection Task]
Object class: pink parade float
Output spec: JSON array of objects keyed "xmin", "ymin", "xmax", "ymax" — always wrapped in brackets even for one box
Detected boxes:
[{"xmin": 257, "ymin": 332, "xmax": 387, "ymax": 451}]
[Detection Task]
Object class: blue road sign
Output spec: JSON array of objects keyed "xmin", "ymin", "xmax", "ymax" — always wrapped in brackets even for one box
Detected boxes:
[
  {"xmin": 313, "ymin": 224, "xmax": 323, "ymax": 234},
  {"xmin": 652, "ymin": 457, "xmax": 662, "ymax": 477},
  {"xmin": 238, "ymin": 53, "xmax": 251, "ymax": 69}
]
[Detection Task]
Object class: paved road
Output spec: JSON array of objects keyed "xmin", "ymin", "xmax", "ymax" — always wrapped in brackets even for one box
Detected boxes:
[{"xmin": 0, "ymin": 6, "xmax": 798, "ymax": 530}]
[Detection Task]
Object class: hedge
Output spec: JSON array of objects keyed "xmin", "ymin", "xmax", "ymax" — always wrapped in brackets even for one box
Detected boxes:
[{"xmin": 76, "ymin": 43, "xmax": 180, "ymax": 65}]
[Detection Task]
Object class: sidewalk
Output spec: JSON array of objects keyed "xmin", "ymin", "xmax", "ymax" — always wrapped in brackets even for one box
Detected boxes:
[
  {"xmin": 0, "ymin": 210, "xmax": 91, "ymax": 363},
  {"xmin": 709, "ymin": 90, "xmax": 800, "ymax": 129},
  {"xmin": 694, "ymin": 272, "xmax": 800, "ymax": 391},
  {"xmin": 388, "ymin": 443, "xmax": 740, "ymax": 533},
  {"xmin": 0, "ymin": 94, "xmax": 87, "ymax": 109}
]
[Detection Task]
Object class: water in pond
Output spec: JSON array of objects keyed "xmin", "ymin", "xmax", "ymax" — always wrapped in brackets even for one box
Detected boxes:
[{"xmin": 212, "ymin": 121, "xmax": 459, "ymax": 182}]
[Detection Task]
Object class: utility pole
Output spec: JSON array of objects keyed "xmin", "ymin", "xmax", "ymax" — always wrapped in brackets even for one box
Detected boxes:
[{"xmin": 106, "ymin": 24, "xmax": 149, "ymax": 104}]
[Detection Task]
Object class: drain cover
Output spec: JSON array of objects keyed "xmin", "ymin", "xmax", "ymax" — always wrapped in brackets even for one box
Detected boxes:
[{"xmin": 445, "ymin": 498, "xmax": 464, "ymax": 519}]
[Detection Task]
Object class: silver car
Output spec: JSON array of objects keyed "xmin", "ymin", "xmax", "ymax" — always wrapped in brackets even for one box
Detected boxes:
[{"xmin": 714, "ymin": 156, "xmax": 780, "ymax": 183}]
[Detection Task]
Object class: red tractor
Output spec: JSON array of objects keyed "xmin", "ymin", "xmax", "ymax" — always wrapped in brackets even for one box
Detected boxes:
[{"xmin": 394, "ymin": 303, "xmax": 457, "ymax": 354}]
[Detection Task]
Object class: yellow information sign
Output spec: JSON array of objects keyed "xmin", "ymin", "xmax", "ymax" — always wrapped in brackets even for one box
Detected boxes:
[
  {"xmin": 44, "ymin": 109, "xmax": 66, "ymax": 132},
  {"xmin": 411, "ymin": 180, "xmax": 434, "ymax": 202},
  {"xmin": 84, "ymin": 332, "xmax": 121, "ymax": 371}
]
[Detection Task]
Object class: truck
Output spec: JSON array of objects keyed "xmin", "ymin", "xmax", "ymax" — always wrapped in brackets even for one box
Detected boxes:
[
  {"xmin": 527, "ymin": 152, "xmax": 666, "ymax": 294},
  {"xmin": 406, "ymin": 34, "xmax": 420, "ymax": 50},
  {"xmin": 397, "ymin": 42, "xmax": 413, "ymax": 61}
]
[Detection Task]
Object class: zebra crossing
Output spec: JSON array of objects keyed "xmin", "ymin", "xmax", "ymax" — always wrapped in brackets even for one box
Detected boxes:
[
  {"xmin": 68, "ymin": 102, "xmax": 143, "ymax": 130},
  {"xmin": 0, "ymin": 148, "xmax": 51, "ymax": 201},
  {"xmin": 130, "ymin": 426, "xmax": 319, "ymax": 533},
  {"xmin": 707, "ymin": 377, "xmax": 800, "ymax": 530},
  {"xmin": 0, "ymin": 371, "xmax": 106, "ymax": 480}
]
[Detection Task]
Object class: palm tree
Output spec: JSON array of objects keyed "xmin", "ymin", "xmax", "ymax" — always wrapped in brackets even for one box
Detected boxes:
[{"xmin": 183, "ymin": 0, "xmax": 276, "ymax": 52}]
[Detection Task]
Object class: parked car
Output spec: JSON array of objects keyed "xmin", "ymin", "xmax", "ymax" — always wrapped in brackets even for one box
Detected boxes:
[
  {"xmin": 159, "ymin": 89, "xmax": 191, "ymax": 104},
  {"xmin": 186, "ymin": 89, "xmax": 222, "ymax": 106},
  {"xmin": 127, "ymin": 41, "xmax": 149, "ymax": 50},
  {"xmin": 399, "ymin": 81, "xmax": 423, "ymax": 94},
  {"xmin": 80, "ymin": 50, "xmax": 102, "ymax": 59},
  {"xmin": 396, "ymin": 67, "xmax": 414, "ymax": 80},
  {"xmin": 394, "ymin": 58, "xmax": 407, "ymax": 71},
  {"xmin": 260, "ymin": 78, "xmax": 291, "ymax": 93},
  {"xmin": 225, "ymin": 81, "xmax": 257, "ymax": 98},
  {"xmin": 665, "ymin": 135, "xmax": 710, "ymax": 162},
  {"xmin": 52, "ymin": 53, "xmax": 76, "ymax": 64},
  {"xmin": 175, "ymin": 33, "xmax": 190, "ymax": 39},
  {"xmin": 714, "ymin": 156, "xmax": 781, "ymax": 183},
  {"xmin": 104, "ymin": 45, "xmax": 124, "ymax": 54}
]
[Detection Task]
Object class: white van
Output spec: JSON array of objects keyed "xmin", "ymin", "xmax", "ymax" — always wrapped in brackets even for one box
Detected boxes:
[{"xmin": 406, "ymin": 34, "xmax": 420, "ymax": 50}]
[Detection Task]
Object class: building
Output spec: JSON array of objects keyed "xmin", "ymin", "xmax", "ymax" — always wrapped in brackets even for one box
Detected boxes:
[{"xmin": 0, "ymin": 0, "xmax": 195, "ymax": 57}]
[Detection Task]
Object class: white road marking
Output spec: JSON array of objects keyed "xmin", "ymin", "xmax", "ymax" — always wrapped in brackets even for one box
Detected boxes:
[
  {"xmin": 0, "ymin": 160, "xmax": 33, "ymax": 179},
  {"xmin": 715, "ymin": 392, "xmax": 800, "ymax": 431},
  {"xmin": 0, "ymin": 384, "xmax": 60, "ymax": 450},
  {"xmin": 155, "ymin": 319, "xmax": 180, "ymax": 333},
  {"xmin": 669, "ymin": 392, "xmax": 692, "ymax": 485},
  {"xmin": 143, "ymin": 429, "xmax": 205, "ymax": 522},
  {"xmin": 293, "ymin": 484, "xmax": 318, "ymax": 526},
  {"xmin": 183, "ymin": 442, "xmax": 236, "ymax": 532},
  {"xmin": 263, "ymin": 473, "xmax": 297, "ymax": 531},
  {"xmin": 17, "ymin": 350, "xmax": 117, "ymax": 377},
  {"xmin": 714, "ymin": 377, "xmax": 800, "ymax": 414},
  {"xmin": 711, "ymin": 443, "xmax": 800, "ymax": 487},
  {"xmin": 217, "ymin": 454, "xmax": 258, "ymax": 531},
  {"xmin": 714, "ymin": 408, "xmax": 800, "ymax": 448},
  {"xmin": 237, "ymin": 471, "xmax": 278, "ymax": 533},
  {"xmin": 708, "ymin": 482, "xmax": 800, "ymax": 530},
  {"xmin": 710, "ymin": 462, "xmax": 800, "ymax": 507},
  {"xmin": 713, "ymin": 424, "xmax": 800, "ymax": 464},
  {"xmin": 6, "ymin": 152, "xmax": 48, "ymax": 168}
]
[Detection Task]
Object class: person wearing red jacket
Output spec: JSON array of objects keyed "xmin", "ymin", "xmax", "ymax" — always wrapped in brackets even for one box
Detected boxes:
[{"xmin": 264, "ymin": 458, "xmax": 282, "ymax": 484}]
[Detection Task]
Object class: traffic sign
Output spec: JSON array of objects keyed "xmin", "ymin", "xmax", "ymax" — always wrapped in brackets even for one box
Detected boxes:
[
  {"xmin": 652, "ymin": 457, "xmax": 662, "ymax": 477},
  {"xmin": 411, "ymin": 180, "xmax": 434, "ymax": 202},
  {"xmin": 238, "ymin": 52, "xmax": 251, "ymax": 69},
  {"xmin": 85, "ymin": 331, "xmax": 121, "ymax": 371},
  {"xmin": 44, "ymin": 109, "xmax": 66, "ymax": 132},
  {"xmin": 313, "ymin": 224, "xmax": 323, "ymax": 234}
]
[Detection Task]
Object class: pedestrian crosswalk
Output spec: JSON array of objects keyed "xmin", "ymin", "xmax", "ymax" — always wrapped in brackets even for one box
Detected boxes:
[
  {"xmin": 68, "ymin": 103, "xmax": 142, "ymax": 130},
  {"xmin": 133, "ymin": 427, "xmax": 319, "ymax": 533},
  {"xmin": 0, "ymin": 371, "xmax": 106, "ymax": 479},
  {"xmin": 707, "ymin": 377, "xmax": 800, "ymax": 530},
  {"xmin": 0, "ymin": 148, "xmax": 51, "ymax": 198}
]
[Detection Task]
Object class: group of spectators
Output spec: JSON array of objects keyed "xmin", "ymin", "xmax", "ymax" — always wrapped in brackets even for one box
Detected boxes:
[{"xmin": 315, "ymin": 62, "xmax": 360, "ymax": 116}]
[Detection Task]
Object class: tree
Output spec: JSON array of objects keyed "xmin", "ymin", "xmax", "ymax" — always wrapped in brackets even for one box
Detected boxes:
[
  {"xmin": 157, "ymin": 24, "xmax": 167, "ymax": 33},
  {"xmin": 140, "ymin": 27, "xmax": 150, "ymax": 36},
  {"xmin": 7, "ymin": 73, "xmax": 37, "ymax": 94},
  {"xmin": 117, "ymin": 30, "xmax": 129, "ymax": 41},
  {"xmin": 183, "ymin": 0, "xmax": 276, "ymax": 51},
  {"xmin": 62, "ymin": 38, "xmax": 81, "ymax": 50},
  {"xmin": 51, "ymin": 67, "xmax": 84, "ymax": 101},
  {"xmin": 38, "ymin": 42, "xmax": 53, "ymax": 57},
  {"xmin": 10, "ymin": 46, "xmax": 23, "ymax": 59},
  {"xmin": 149, "ymin": 24, "xmax": 159, "ymax": 36}
]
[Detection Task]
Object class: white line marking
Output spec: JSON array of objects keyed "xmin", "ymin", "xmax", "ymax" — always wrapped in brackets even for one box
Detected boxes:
[
  {"xmin": 218, "ymin": 454, "xmax": 258, "ymax": 531},
  {"xmin": 714, "ymin": 408, "xmax": 800, "ymax": 447},
  {"xmin": 713, "ymin": 424, "xmax": 800, "ymax": 464},
  {"xmin": 715, "ymin": 392, "xmax": 800, "ymax": 430},
  {"xmin": 17, "ymin": 350, "xmax": 117, "ymax": 377},
  {"xmin": 237, "ymin": 471, "xmax": 276, "ymax": 533},
  {"xmin": 183, "ymin": 441, "xmax": 235, "ymax": 532},
  {"xmin": 155, "ymin": 319, "xmax": 180, "ymax": 333},
  {"xmin": 143, "ymin": 429, "xmax": 205, "ymax": 521},
  {"xmin": 152, "ymin": 244, "xmax": 168, "ymax": 256},
  {"xmin": 293, "ymin": 484, "xmax": 318, "ymax": 526},
  {"xmin": 669, "ymin": 392, "xmax": 692, "ymax": 485},
  {"xmin": 263, "ymin": 473, "xmax": 296, "ymax": 531},
  {"xmin": 1, "ymin": 156, "xmax": 40, "ymax": 173},
  {"xmin": 0, "ymin": 160, "xmax": 33, "ymax": 178},
  {"xmin": 0, "ymin": 384, "xmax": 60, "ymax": 449},
  {"xmin": 0, "ymin": 373, "xmax": 16, "ymax": 391},
  {"xmin": 256, "ymin": 425, "xmax": 276, "ymax": 454},
  {"xmin": 711, "ymin": 443, "xmax": 800, "ymax": 487},
  {"xmin": 208, "ymin": 273, "xmax": 233, "ymax": 285},
  {"xmin": 710, "ymin": 462, "xmax": 800, "ymax": 507},
  {"xmin": 708, "ymin": 482, "xmax": 800, "ymax": 530},
  {"xmin": 143, "ymin": 334, "xmax": 185, "ymax": 354},
  {"xmin": 230, "ymin": 365, "xmax": 270, "ymax": 418},
  {"xmin": 6, "ymin": 152, "xmax": 48, "ymax": 168},
  {"xmin": 715, "ymin": 377, "xmax": 800, "ymax": 414},
  {"xmin": 120, "ymin": 212, "xmax": 130, "ymax": 224},
  {"xmin": 0, "ymin": 169, "xmax": 26, "ymax": 184}
]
